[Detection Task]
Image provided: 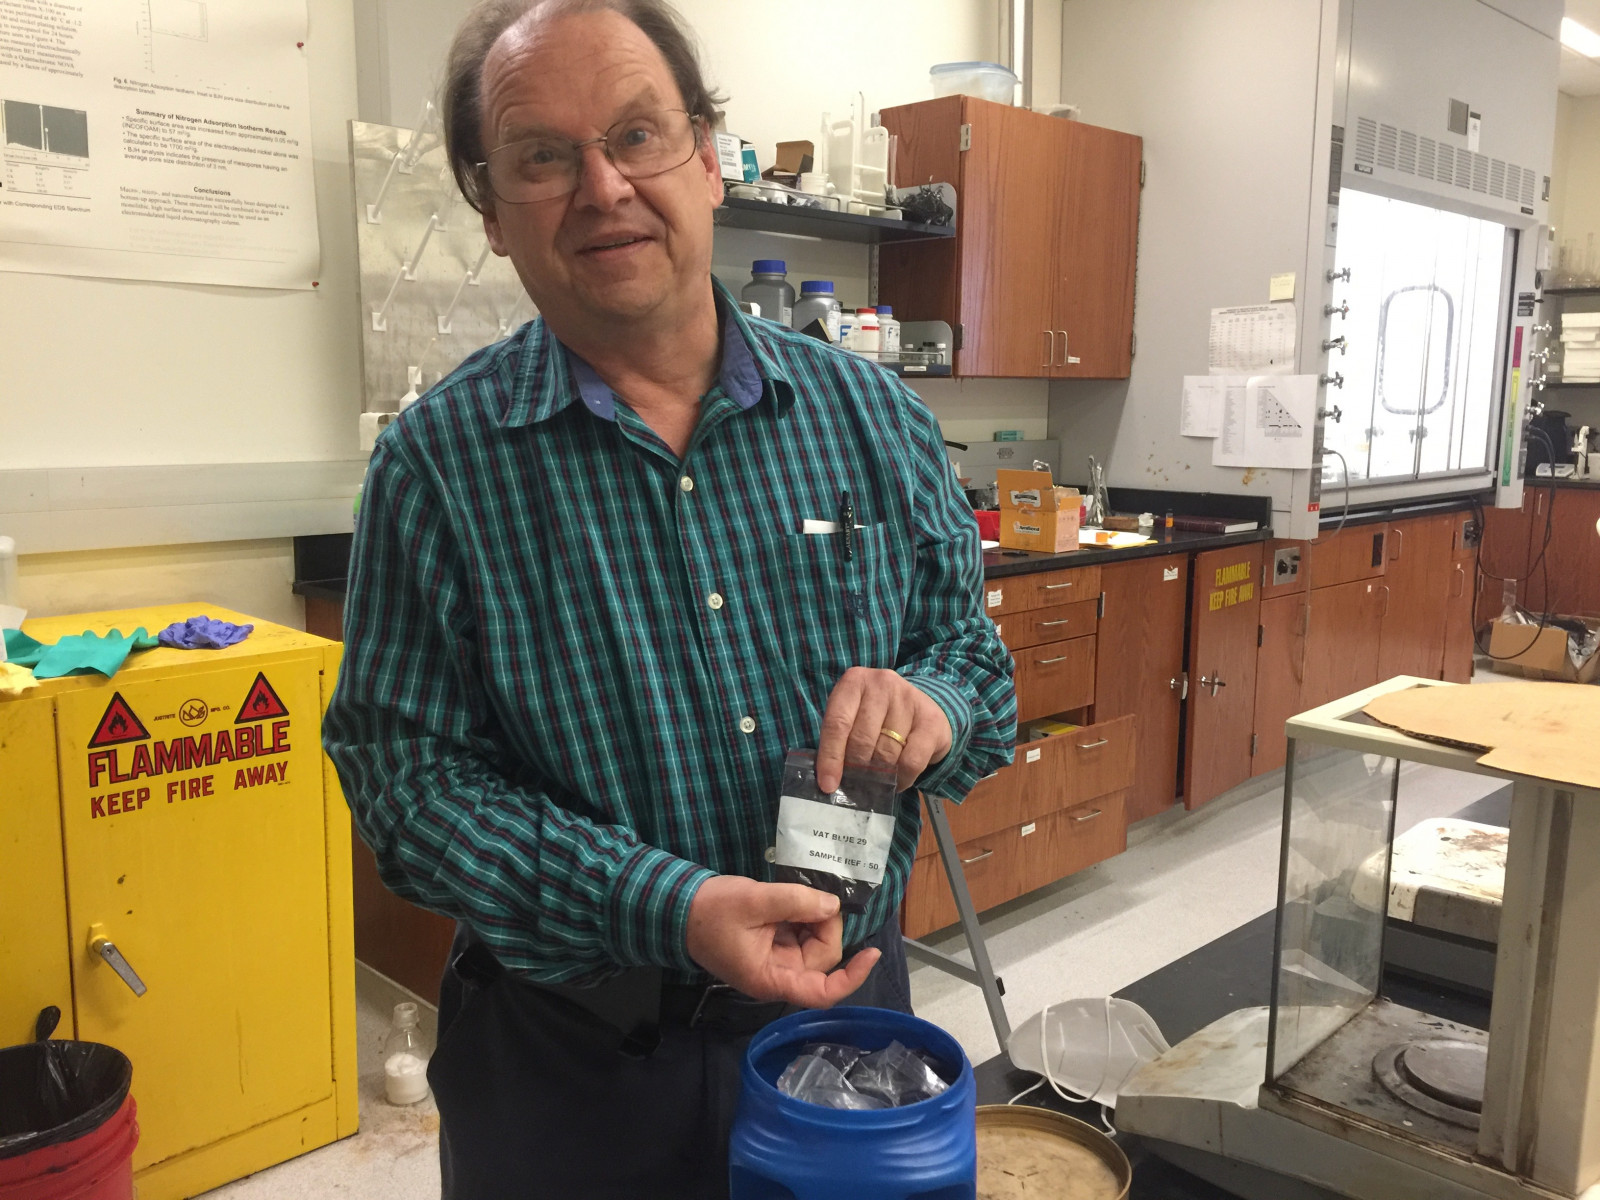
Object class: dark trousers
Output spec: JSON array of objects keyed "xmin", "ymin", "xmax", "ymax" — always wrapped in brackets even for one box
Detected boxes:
[{"xmin": 430, "ymin": 917, "xmax": 913, "ymax": 1200}]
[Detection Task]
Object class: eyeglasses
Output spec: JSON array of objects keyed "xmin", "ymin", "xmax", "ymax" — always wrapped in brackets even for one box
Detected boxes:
[{"xmin": 478, "ymin": 108, "xmax": 700, "ymax": 205}]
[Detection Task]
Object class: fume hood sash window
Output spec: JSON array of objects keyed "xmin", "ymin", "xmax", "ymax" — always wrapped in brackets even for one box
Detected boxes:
[{"xmin": 1323, "ymin": 189, "xmax": 1511, "ymax": 488}]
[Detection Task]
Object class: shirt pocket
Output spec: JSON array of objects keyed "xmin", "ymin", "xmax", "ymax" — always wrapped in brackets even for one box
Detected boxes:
[{"xmin": 781, "ymin": 522, "xmax": 907, "ymax": 688}]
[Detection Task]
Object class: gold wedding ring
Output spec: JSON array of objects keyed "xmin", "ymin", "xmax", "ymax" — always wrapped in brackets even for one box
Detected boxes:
[{"xmin": 878, "ymin": 728, "xmax": 908, "ymax": 747}]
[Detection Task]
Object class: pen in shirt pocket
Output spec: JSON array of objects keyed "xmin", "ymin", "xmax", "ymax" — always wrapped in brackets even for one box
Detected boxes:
[{"xmin": 838, "ymin": 489, "xmax": 854, "ymax": 561}]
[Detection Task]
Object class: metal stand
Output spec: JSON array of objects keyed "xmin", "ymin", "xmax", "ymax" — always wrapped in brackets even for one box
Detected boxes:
[{"xmin": 902, "ymin": 793, "xmax": 1011, "ymax": 1047}]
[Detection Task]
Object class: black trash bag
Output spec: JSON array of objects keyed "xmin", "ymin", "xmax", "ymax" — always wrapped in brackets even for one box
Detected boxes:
[{"xmin": 0, "ymin": 1008, "xmax": 133, "ymax": 1159}]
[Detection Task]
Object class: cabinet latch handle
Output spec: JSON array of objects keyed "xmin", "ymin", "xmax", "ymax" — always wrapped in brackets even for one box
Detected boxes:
[
  {"xmin": 1041, "ymin": 582, "xmax": 1075, "ymax": 591},
  {"xmin": 1169, "ymin": 674, "xmax": 1189, "ymax": 699},
  {"xmin": 90, "ymin": 932, "xmax": 147, "ymax": 998},
  {"xmin": 1036, "ymin": 619, "xmax": 1072, "ymax": 628},
  {"xmin": 961, "ymin": 847, "xmax": 996, "ymax": 864},
  {"xmin": 1077, "ymin": 738, "xmax": 1109, "ymax": 749},
  {"xmin": 1035, "ymin": 655, "xmax": 1069, "ymax": 665},
  {"xmin": 1199, "ymin": 674, "xmax": 1226, "ymax": 696},
  {"xmin": 1072, "ymin": 809, "xmax": 1104, "ymax": 823}
]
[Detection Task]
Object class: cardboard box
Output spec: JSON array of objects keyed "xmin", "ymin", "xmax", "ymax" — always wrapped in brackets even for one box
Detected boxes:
[
  {"xmin": 1487, "ymin": 616, "xmax": 1600, "ymax": 683},
  {"xmin": 996, "ymin": 469, "xmax": 1081, "ymax": 554}
]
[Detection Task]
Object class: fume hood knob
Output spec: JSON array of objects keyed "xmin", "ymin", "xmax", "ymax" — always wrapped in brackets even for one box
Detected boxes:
[
  {"xmin": 1322, "ymin": 337, "xmax": 1347, "ymax": 355},
  {"xmin": 1320, "ymin": 373, "xmax": 1345, "ymax": 390},
  {"xmin": 1320, "ymin": 406, "xmax": 1343, "ymax": 424},
  {"xmin": 1533, "ymin": 322, "xmax": 1553, "ymax": 336},
  {"xmin": 1324, "ymin": 302, "xmax": 1350, "ymax": 319},
  {"xmin": 1326, "ymin": 267, "xmax": 1352, "ymax": 284}
]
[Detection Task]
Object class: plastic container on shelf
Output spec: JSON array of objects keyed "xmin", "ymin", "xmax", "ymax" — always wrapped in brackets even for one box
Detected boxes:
[
  {"xmin": 852, "ymin": 308, "xmax": 880, "ymax": 355},
  {"xmin": 792, "ymin": 281, "xmax": 841, "ymax": 343},
  {"xmin": 838, "ymin": 310, "xmax": 856, "ymax": 349},
  {"xmin": 877, "ymin": 306, "xmax": 901, "ymax": 356},
  {"xmin": 742, "ymin": 260, "xmax": 795, "ymax": 327},
  {"xmin": 929, "ymin": 61, "xmax": 1018, "ymax": 104}
]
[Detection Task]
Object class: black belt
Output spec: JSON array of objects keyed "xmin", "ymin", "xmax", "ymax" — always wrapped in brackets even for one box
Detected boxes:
[{"xmin": 451, "ymin": 939, "xmax": 787, "ymax": 1055}]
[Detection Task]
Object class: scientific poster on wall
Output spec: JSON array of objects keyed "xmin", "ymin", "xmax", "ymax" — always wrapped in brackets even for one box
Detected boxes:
[{"xmin": 0, "ymin": 0, "xmax": 319, "ymax": 289}]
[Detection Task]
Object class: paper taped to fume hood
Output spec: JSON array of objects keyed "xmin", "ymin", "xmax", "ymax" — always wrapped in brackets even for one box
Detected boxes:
[
  {"xmin": 1211, "ymin": 374, "xmax": 1317, "ymax": 469},
  {"xmin": 1209, "ymin": 303, "xmax": 1296, "ymax": 375}
]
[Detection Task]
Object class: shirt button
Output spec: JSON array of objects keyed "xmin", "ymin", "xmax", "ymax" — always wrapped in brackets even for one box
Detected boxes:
[
  {"xmin": 679, "ymin": 475, "xmax": 694, "ymax": 493},
  {"xmin": 707, "ymin": 592, "xmax": 724, "ymax": 610},
  {"xmin": 738, "ymin": 716, "xmax": 756, "ymax": 734},
  {"xmin": 764, "ymin": 846, "xmax": 777, "ymax": 863}
]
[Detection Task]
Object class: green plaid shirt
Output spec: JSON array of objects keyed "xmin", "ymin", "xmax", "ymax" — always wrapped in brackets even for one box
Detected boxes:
[{"xmin": 324, "ymin": 281, "xmax": 1016, "ymax": 984}]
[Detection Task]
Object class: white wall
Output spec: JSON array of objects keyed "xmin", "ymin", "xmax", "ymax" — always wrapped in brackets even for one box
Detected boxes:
[
  {"xmin": 1, "ymin": 0, "xmax": 363, "ymax": 472},
  {"xmin": 1548, "ymin": 90, "xmax": 1600, "ymax": 430},
  {"xmin": 1046, "ymin": 0, "xmax": 1326, "ymax": 504}
]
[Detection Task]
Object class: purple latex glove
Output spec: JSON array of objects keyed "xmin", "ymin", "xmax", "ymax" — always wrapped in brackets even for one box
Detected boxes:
[{"xmin": 158, "ymin": 615, "xmax": 254, "ymax": 650}]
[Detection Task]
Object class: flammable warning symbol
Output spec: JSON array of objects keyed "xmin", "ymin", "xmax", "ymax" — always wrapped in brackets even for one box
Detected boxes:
[
  {"xmin": 235, "ymin": 672, "xmax": 289, "ymax": 723},
  {"xmin": 89, "ymin": 693, "xmax": 151, "ymax": 748}
]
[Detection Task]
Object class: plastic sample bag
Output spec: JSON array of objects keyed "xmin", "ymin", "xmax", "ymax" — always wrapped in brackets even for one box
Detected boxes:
[{"xmin": 772, "ymin": 750, "xmax": 898, "ymax": 914}]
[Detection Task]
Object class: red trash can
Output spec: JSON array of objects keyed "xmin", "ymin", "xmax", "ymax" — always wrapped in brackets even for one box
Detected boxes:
[{"xmin": 0, "ymin": 1025, "xmax": 138, "ymax": 1200}]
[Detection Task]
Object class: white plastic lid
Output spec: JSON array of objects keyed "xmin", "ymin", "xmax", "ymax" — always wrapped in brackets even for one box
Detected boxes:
[{"xmin": 929, "ymin": 61, "xmax": 1017, "ymax": 78}]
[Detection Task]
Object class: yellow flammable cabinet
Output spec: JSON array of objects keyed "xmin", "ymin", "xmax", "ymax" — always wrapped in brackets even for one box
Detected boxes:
[{"xmin": 0, "ymin": 604, "xmax": 358, "ymax": 1200}]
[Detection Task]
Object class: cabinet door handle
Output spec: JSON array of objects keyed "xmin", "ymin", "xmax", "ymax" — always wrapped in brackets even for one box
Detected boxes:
[
  {"xmin": 1041, "ymin": 582, "xmax": 1076, "ymax": 591},
  {"xmin": 1077, "ymin": 738, "xmax": 1109, "ymax": 749},
  {"xmin": 1059, "ymin": 331, "xmax": 1080, "ymax": 366},
  {"xmin": 1035, "ymin": 655, "xmax": 1070, "ymax": 664},
  {"xmin": 1378, "ymin": 584, "xmax": 1390, "ymax": 616},
  {"xmin": 91, "ymin": 933, "xmax": 148, "ymax": 998},
  {"xmin": 1389, "ymin": 527, "xmax": 1403, "ymax": 561},
  {"xmin": 961, "ymin": 847, "xmax": 996, "ymax": 864},
  {"xmin": 1169, "ymin": 674, "xmax": 1189, "ymax": 699},
  {"xmin": 1042, "ymin": 330, "xmax": 1054, "ymax": 369},
  {"xmin": 1072, "ymin": 808, "xmax": 1104, "ymax": 823},
  {"xmin": 1451, "ymin": 564, "xmax": 1465, "ymax": 598},
  {"xmin": 1036, "ymin": 619, "xmax": 1073, "ymax": 627},
  {"xmin": 1199, "ymin": 673, "xmax": 1226, "ymax": 696}
]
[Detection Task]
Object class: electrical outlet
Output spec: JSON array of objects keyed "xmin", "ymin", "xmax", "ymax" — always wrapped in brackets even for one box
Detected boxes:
[
  {"xmin": 1273, "ymin": 545, "xmax": 1302, "ymax": 584},
  {"xmin": 1462, "ymin": 518, "xmax": 1481, "ymax": 549}
]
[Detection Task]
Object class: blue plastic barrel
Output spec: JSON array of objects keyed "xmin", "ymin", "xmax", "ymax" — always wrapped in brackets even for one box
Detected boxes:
[{"xmin": 729, "ymin": 1006, "xmax": 976, "ymax": 1200}]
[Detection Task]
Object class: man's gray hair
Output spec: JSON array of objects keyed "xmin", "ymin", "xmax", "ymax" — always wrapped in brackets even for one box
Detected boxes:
[{"xmin": 441, "ymin": 0, "xmax": 725, "ymax": 213}]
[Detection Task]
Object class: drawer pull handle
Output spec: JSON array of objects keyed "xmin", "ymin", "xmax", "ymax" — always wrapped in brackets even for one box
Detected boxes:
[
  {"xmin": 1036, "ymin": 619, "xmax": 1072, "ymax": 627},
  {"xmin": 961, "ymin": 847, "xmax": 996, "ymax": 864},
  {"xmin": 1035, "ymin": 655, "xmax": 1069, "ymax": 664},
  {"xmin": 1041, "ymin": 582, "xmax": 1076, "ymax": 591},
  {"xmin": 1073, "ymin": 809, "xmax": 1104, "ymax": 823},
  {"xmin": 1077, "ymin": 738, "xmax": 1109, "ymax": 749}
]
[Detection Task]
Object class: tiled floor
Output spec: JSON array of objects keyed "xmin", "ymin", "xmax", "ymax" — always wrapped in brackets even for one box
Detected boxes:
[{"xmin": 199, "ymin": 671, "xmax": 1510, "ymax": 1198}]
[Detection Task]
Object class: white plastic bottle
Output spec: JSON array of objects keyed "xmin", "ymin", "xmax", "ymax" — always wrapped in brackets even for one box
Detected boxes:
[
  {"xmin": 853, "ymin": 308, "xmax": 881, "ymax": 356},
  {"xmin": 877, "ymin": 305, "xmax": 901, "ymax": 356}
]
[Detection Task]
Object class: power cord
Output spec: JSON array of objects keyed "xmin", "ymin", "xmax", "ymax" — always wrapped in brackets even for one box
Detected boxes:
[
  {"xmin": 1471, "ymin": 427, "xmax": 1558, "ymax": 660},
  {"xmin": 1322, "ymin": 449, "xmax": 1352, "ymax": 538}
]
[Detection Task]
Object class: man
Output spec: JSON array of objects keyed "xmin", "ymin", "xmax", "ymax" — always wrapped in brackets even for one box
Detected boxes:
[{"xmin": 323, "ymin": 0, "xmax": 1014, "ymax": 1195}]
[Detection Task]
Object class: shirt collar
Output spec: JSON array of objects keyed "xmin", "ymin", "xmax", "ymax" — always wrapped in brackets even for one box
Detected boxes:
[{"xmin": 499, "ymin": 277, "xmax": 796, "ymax": 428}]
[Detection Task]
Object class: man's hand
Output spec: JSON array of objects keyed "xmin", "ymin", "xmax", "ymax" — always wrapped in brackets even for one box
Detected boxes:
[
  {"xmin": 685, "ymin": 876, "xmax": 880, "ymax": 1007},
  {"xmin": 816, "ymin": 667, "xmax": 952, "ymax": 793}
]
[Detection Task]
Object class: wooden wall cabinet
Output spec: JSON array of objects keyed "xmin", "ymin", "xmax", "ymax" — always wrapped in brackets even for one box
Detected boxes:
[
  {"xmin": 878, "ymin": 97, "xmax": 1141, "ymax": 379},
  {"xmin": 1093, "ymin": 553, "xmax": 1189, "ymax": 823}
]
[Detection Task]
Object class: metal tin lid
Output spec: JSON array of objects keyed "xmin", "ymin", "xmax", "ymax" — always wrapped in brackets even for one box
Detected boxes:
[{"xmin": 975, "ymin": 1105, "xmax": 1130, "ymax": 1200}]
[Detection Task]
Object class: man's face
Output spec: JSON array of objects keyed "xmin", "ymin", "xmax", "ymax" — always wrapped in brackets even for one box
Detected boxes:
[{"xmin": 477, "ymin": 9, "xmax": 724, "ymax": 330}]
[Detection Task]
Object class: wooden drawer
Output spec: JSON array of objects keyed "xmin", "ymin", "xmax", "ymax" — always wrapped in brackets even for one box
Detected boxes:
[
  {"xmin": 901, "ymin": 827, "xmax": 1021, "ymax": 938},
  {"xmin": 995, "ymin": 598, "xmax": 1098, "ymax": 651},
  {"xmin": 983, "ymin": 565, "xmax": 1103, "ymax": 617},
  {"xmin": 916, "ymin": 766, "xmax": 1020, "ymax": 859},
  {"xmin": 1016, "ymin": 791, "xmax": 1128, "ymax": 893},
  {"xmin": 1306, "ymin": 524, "xmax": 1387, "ymax": 589},
  {"xmin": 1014, "ymin": 635, "xmax": 1096, "ymax": 723},
  {"xmin": 1014, "ymin": 714, "xmax": 1136, "ymax": 821}
]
